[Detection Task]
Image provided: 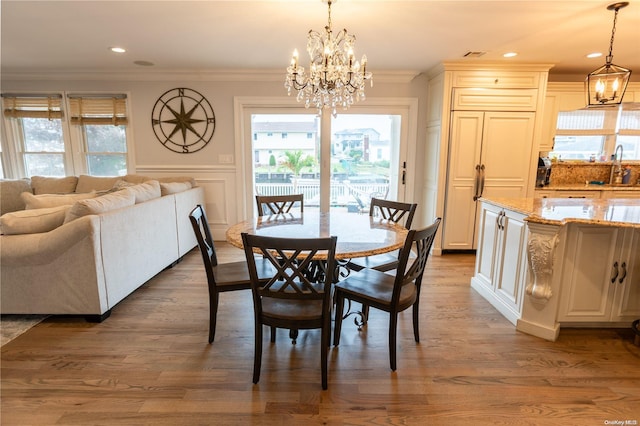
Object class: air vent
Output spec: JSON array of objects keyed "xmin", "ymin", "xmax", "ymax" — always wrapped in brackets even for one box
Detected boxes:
[{"xmin": 463, "ymin": 51, "xmax": 486, "ymax": 58}]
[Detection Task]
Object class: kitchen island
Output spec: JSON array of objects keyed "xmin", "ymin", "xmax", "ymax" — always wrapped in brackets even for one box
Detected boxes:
[{"xmin": 471, "ymin": 197, "xmax": 640, "ymax": 341}]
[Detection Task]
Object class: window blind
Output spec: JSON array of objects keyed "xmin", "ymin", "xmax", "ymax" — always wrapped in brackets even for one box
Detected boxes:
[
  {"xmin": 555, "ymin": 108, "xmax": 617, "ymax": 136},
  {"xmin": 1, "ymin": 94, "xmax": 63, "ymax": 119},
  {"xmin": 67, "ymin": 95, "xmax": 128, "ymax": 126}
]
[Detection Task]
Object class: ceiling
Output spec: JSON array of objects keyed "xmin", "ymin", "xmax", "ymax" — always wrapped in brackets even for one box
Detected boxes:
[{"xmin": 2, "ymin": 0, "xmax": 639, "ymax": 81}]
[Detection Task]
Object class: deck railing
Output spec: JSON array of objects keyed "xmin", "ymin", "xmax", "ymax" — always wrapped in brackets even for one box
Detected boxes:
[{"xmin": 255, "ymin": 181, "xmax": 389, "ymax": 206}]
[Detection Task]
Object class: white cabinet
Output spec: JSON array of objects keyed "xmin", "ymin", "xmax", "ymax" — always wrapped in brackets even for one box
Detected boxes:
[
  {"xmin": 539, "ymin": 85, "xmax": 592, "ymax": 152},
  {"xmin": 443, "ymin": 110, "xmax": 536, "ymax": 250},
  {"xmin": 471, "ymin": 202, "xmax": 528, "ymax": 324},
  {"xmin": 602, "ymin": 190, "xmax": 640, "ymax": 199},
  {"xmin": 426, "ymin": 64, "xmax": 550, "ymax": 254},
  {"xmin": 558, "ymin": 225, "xmax": 640, "ymax": 324}
]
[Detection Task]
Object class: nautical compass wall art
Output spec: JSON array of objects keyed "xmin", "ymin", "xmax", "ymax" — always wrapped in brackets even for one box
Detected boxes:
[{"xmin": 151, "ymin": 87, "xmax": 215, "ymax": 153}]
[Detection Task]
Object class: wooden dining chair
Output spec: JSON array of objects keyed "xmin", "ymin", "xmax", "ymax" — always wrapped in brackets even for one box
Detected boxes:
[
  {"xmin": 241, "ymin": 232, "xmax": 337, "ymax": 390},
  {"xmin": 255, "ymin": 194, "xmax": 304, "ymax": 216},
  {"xmin": 346, "ymin": 198, "xmax": 418, "ymax": 272},
  {"xmin": 189, "ymin": 204, "xmax": 274, "ymax": 343},
  {"xmin": 333, "ymin": 218, "xmax": 441, "ymax": 371}
]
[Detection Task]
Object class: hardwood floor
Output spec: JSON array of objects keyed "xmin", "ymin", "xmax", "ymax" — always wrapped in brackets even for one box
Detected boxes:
[{"xmin": 2, "ymin": 243, "xmax": 639, "ymax": 425}]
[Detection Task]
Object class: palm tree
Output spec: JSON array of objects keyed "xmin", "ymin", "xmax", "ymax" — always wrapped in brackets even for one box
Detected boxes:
[{"xmin": 281, "ymin": 150, "xmax": 315, "ymax": 192}]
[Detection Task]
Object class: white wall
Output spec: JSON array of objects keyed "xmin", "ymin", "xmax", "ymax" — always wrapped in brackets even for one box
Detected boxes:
[{"xmin": 2, "ymin": 71, "xmax": 428, "ymax": 238}]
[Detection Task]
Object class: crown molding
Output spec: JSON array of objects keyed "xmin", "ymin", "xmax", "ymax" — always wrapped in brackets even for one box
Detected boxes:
[{"xmin": 1, "ymin": 68, "xmax": 421, "ymax": 84}]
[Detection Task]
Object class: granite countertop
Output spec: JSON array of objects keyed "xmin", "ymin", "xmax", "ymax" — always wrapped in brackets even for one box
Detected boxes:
[
  {"xmin": 536, "ymin": 184, "xmax": 640, "ymax": 191},
  {"xmin": 481, "ymin": 197, "xmax": 640, "ymax": 228}
]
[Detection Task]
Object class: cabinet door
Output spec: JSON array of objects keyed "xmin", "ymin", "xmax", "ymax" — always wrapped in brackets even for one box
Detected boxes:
[
  {"xmin": 443, "ymin": 111, "xmax": 484, "ymax": 250},
  {"xmin": 611, "ymin": 229, "xmax": 640, "ymax": 321},
  {"xmin": 558, "ymin": 225, "xmax": 619, "ymax": 322},
  {"xmin": 480, "ymin": 112, "xmax": 536, "ymax": 200},
  {"xmin": 494, "ymin": 210, "xmax": 527, "ymax": 314},
  {"xmin": 474, "ymin": 203, "xmax": 501, "ymax": 289}
]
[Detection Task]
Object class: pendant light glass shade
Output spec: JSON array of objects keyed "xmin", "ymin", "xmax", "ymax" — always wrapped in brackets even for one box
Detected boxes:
[{"xmin": 585, "ymin": 2, "xmax": 632, "ymax": 107}]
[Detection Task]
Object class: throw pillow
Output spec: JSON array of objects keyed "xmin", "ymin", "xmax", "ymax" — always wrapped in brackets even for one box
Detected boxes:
[
  {"xmin": 75, "ymin": 175, "xmax": 121, "ymax": 193},
  {"xmin": 126, "ymin": 180, "xmax": 161, "ymax": 204},
  {"xmin": 21, "ymin": 191, "xmax": 97, "ymax": 210},
  {"xmin": 160, "ymin": 181, "xmax": 192, "ymax": 196},
  {"xmin": 64, "ymin": 188, "xmax": 135, "ymax": 223},
  {"xmin": 0, "ymin": 205, "xmax": 71, "ymax": 235},
  {"xmin": 30, "ymin": 176, "xmax": 78, "ymax": 195}
]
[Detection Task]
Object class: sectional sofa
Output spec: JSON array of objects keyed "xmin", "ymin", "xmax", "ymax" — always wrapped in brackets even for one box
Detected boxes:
[{"xmin": 0, "ymin": 174, "xmax": 205, "ymax": 321}]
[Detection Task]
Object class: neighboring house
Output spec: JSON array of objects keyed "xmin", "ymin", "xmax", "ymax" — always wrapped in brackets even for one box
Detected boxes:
[
  {"xmin": 333, "ymin": 128, "xmax": 388, "ymax": 162},
  {"xmin": 252, "ymin": 121, "xmax": 317, "ymax": 166}
]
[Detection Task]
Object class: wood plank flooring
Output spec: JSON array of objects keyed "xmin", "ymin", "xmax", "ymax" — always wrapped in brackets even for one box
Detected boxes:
[{"xmin": 2, "ymin": 243, "xmax": 639, "ymax": 425}]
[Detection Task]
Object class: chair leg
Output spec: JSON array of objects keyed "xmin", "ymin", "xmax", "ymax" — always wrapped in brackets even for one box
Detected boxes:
[
  {"xmin": 270, "ymin": 326, "xmax": 276, "ymax": 343},
  {"xmin": 389, "ymin": 313, "xmax": 398, "ymax": 371},
  {"xmin": 208, "ymin": 292, "xmax": 219, "ymax": 344},
  {"xmin": 253, "ymin": 320, "xmax": 263, "ymax": 384},
  {"xmin": 333, "ymin": 292, "xmax": 345, "ymax": 346},
  {"xmin": 412, "ymin": 301, "xmax": 420, "ymax": 343},
  {"xmin": 321, "ymin": 318, "xmax": 329, "ymax": 390}
]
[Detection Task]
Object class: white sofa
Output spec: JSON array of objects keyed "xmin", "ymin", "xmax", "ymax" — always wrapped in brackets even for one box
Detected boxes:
[{"xmin": 0, "ymin": 175, "xmax": 205, "ymax": 321}]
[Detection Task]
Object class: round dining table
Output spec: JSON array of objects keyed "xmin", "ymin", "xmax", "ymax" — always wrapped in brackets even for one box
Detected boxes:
[{"xmin": 225, "ymin": 210, "xmax": 409, "ymax": 260}]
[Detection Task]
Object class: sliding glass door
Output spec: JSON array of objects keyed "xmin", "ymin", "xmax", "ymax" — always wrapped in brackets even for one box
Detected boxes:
[{"xmin": 238, "ymin": 99, "xmax": 415, "ymax": 218}]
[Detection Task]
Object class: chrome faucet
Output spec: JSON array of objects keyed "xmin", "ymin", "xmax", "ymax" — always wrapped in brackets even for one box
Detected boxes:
[{"xmin": 610, "ymin": 144, "xmax": 624, "ymax": 184}]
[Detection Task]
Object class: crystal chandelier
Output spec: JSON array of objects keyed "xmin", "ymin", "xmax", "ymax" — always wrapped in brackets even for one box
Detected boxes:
[
  {"xmin": 585, "ymin": 2, "xmax": 632, "ymax": 107},
  {"xmin": 285, "ymin": 0, "xmax": 373, "ymax": 117}
]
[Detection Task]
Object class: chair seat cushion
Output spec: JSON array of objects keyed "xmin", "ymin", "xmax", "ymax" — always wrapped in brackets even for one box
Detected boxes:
[
  {"xmin": 262, "ymin": 298, "xmax": 323, "ymax": 321},
  {"xmin": 335, "ymin": 268, "xmax": 416, "ymax": 307},
  {"xmin": 213, "ymin": 258, "xmax": 274, "ymax": 289}
]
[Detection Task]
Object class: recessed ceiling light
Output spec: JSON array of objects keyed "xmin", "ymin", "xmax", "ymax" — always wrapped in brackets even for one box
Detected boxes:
[
  {"xmin": 503, "ymin": 52, "xmax": 518, "ymax": 58},
  {"xmin": 587, "ymin": 52, "xmax": 603, "ymax": 58},
  {"xmin": 109, "ymin": 47, "xmax": 126, "ymax": 54}
]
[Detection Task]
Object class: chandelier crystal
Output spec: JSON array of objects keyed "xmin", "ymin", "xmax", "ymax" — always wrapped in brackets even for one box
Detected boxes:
[
  {"xmin": 585, "ymin": 2, "xmax": 632, "ymax": 107},
  {"xmin": 285, "ymin": 0, "xmax": 373, "ymax": 117}
]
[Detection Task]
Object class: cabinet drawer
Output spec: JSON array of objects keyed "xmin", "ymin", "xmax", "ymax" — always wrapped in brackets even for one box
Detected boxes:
[
  {"xmin": 452, "ymin": 71, "xmax": 541, "ymax": 89},
  {"xmin": 452, "ymin": 88, "xmax": 538, "ymax": 111},
  {"xmin": 536, "ymin": 190, "xmax": 601, "ymax": 198}
]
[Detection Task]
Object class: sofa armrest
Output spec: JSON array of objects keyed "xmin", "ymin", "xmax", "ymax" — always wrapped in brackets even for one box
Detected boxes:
[{"xmin": 1, "ymin": 215, "xmax": 100, "ymax": 265}]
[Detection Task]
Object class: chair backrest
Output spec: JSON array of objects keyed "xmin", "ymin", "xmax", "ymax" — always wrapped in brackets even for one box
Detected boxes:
[
  {"xmin": 369, "ymin": 198, "xmax": 418, "ymax": 230},
  {"xmin": 255, "ymin": 194, "xmax": 304, "ymax": 216},
  {"xmin": 189, "ymin": 204, "xmax": 219, "ymax": 283},
  {"xmin": 241, "ymin": 233, "xmax": 337, "ymax": 314},
  {"xmin": 392, "ymin": 218, "xmax": 441, "ymax": 303}
]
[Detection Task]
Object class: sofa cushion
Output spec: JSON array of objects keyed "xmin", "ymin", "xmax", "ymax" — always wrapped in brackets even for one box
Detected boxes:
[
  {"xmin": 21, "ymin": 191, "xmax": 97, "ymax": 210},
  {"xmin": 75, "ymin": 175, "xmax": 121, "ymax": 193},
  {"xmin": 64, "ymin": 188, "xmax": 136, "ymax": 223},
  {"xmin": 157, "ymin": 176, "xmax": 197, "ymax": 188},
  {"xmin": 160, "ymin": 181, "xmax": 192, "ymax": 196},
  {"xmin": 0, "ymin": 205, "xmax": 71, "ymax": 235},
  {"xmin": 31, "ymin": 176, "xmax": 78, "ymax": 195},
  {"xmin": 0, "ymin": 178, "xmax": 32, "ymax": 215},
  {"xmin": 123, "ymin": 174, "xmax": 152, "ymax": 185},
  {"xmin": 128, "ymin": 180, "xmax": 161, "ymax": 204}
]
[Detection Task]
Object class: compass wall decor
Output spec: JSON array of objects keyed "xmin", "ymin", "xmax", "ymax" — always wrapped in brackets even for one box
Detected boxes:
[{"xmin": 151, "ymin": 88, "xmax": 215, "ymax": 153}]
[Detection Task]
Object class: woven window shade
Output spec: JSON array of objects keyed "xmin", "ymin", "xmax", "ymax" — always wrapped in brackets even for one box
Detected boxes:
[
  {"xmin": 2, "ymin": 95, "xmax": 63, "ymax": 119},
  {"xmin": 68, "ymin": 95, "xmax": 128, "ymax": 126}
]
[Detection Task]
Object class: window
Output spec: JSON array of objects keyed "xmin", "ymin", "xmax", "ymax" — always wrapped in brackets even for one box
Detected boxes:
[
  {"xmin": 68, "ymin": 95, "xmax": 129, "ymax": 176},
  {"xmin": 550, "ymin": 104, "xmax": 640, "ymax": 161},
  {"xmin": 1, "ymin": 93, "xmax": 132, "ymax": 178},
  {"xmin": 1, "ymin": 94, "xmax": 67, "ymax": 176}
]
